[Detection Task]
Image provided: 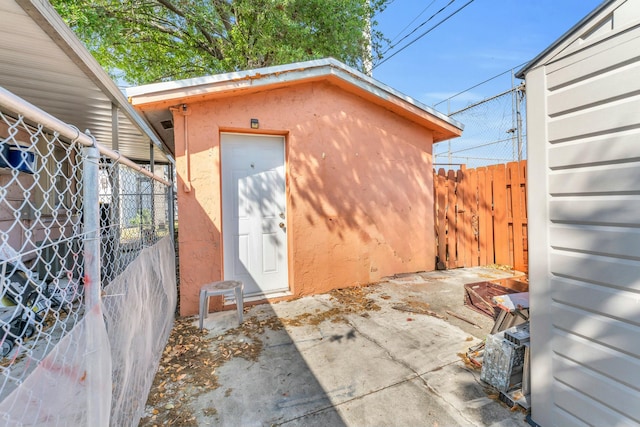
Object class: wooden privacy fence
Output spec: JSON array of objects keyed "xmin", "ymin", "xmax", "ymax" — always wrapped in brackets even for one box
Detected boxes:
[{"xmin": 434, "ymin": 160, "xmax": 528, "ymax": 273}]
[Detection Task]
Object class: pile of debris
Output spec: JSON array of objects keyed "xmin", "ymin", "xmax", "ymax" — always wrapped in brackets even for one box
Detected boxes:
[{"xmin": 463, "ymin": 276, "xmax": 531, "ymax": 411}]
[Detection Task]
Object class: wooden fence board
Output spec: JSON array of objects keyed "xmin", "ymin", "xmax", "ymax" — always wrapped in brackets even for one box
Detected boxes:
[
  {"xmin": 435, "ymin": 169, "xmax": 447, "ymax": 267},
  {"xmin": 433, "ymin": 160, "xmax": 528, "ymax": 273},
  {"xmin": 492, "ymin": 164, "xmax": 509, "ymax": 265},
  {"xmin": 507, "ymin": 162, "xmax": 524, "ymax": 267},
  {"xmin": 477, "ymin": 168, "xmax": 489, "ymax": 266},
  {"xmin": 509, "ymin": 161, "xmax": 527, "ymax": 272},
  {"xmin": 484, "ymin": 166, "xmax": 495, "ymax": 265},
  {"xmin": 456, "ymin": 167, "xmax": 467, "ymax": 268},
  {"xmin": 468, "ymin": 168, "xmax": 479, "ymax": 267},
  {"xmin": 446, "ymin": 169, "xmax": 458, "ymax": 269},
  {"xmin": 520, "ymin": 161, "xmax": 528, "ymax": 272}
]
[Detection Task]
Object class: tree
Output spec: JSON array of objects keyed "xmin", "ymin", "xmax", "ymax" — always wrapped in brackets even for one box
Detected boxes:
[
  {"xmin": 51, "ymin": 0, "xmax": 388, "ymax": 85},
  {"xmin": 129, "ymin": 209, "xmax": 152, "ymax": 227}
]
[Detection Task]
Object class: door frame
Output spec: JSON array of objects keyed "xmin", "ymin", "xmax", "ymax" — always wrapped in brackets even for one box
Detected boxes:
[{"xmin": 219, "ymin": 131, "xmax": 291, "ymax": 299}]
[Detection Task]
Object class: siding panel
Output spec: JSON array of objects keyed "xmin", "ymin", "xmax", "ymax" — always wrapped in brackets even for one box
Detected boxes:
[
  {"xmin": 551, "ymin": 276, "xmax": 640, "ymax": 323},
  {"xmin": 549, "ymin": 162, "xmax": 640, "ymax": 195},
  {"xmin": 554, "ymin": 356, "xmax": 640, "ymax": 424},
  {"xmin": 550, "ymin": 251, "xmax": 640, "ymax": 291},
  {"xmin": 549, "ymin": 224, "xmax": 640, "ymax": 259},
  {"xmin": 553, "ymin": 381, "xmax": 637, "ymax": 427},
  {"xmin": 546, "ymin": 28, "xmax": 640, "ymax": 89},
  {"xmin": 548, "ymin": 129, "xmax": 640, "ymax": 169},
  {"xmin": 552, "ymin": 407, "xmax": 590, "ymax": 427},
  {"xmin": 548, "ymin": 96, "xmax": 640, "ymax": 142},
  {"xmin": 549, "ymin": 196, "xmax": 640, "ymax": 226},
  {"xmin": 551, "ymin": 302, "xmax": 640, "ymax": 356},
  {"xmin": 548, "ymin": 61, "xmax": 640, "ymax": 116},
  {"xmin": 553, "ymin": 330, "xmax": 640, "ymax": 390}
]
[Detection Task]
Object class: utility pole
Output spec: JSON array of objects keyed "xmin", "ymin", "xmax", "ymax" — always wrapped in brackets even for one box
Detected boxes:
[
  {"xmin": 363, "ymin": 0, "xmax": 373, "ymax": 76},
  {"xmin": 447, "ymin": 99, "xmax": 452, "ymax": 165},
  {"xmin": 516, "ymin": 85, "xmax": 524, "ymax": 161},
  {"xmin": 511, "ymin": 70, "xmax": 517, "ymax": 161}
]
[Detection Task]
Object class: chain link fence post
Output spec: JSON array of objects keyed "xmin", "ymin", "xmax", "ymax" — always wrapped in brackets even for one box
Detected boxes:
[
  {"xmin": 82, "ymin": 140, "xmax": 111, "ymax": 426},
  {"xmin": 433, "ymin": 83, "xmax": 527, "ymax": 169}
]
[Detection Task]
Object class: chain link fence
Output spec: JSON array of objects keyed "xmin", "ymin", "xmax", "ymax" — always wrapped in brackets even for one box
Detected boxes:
[
  {"xmin": 0, "ymin": 87, "xmax": 176, "ymax": 425},
  {"xmin": 434, "ymin": 85, "xmax": 526, "ymax": 169}
]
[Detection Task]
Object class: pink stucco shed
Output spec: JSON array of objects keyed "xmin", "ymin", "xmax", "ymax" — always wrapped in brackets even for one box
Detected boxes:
[{"xmin": 128, "ymin": 59, "xmax": 463, "ymax": 316}]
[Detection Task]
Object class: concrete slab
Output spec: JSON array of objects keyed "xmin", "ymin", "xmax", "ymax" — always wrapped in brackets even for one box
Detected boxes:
[
  {"xmin": 140, "ymin": 267, "xmax": 530, "ymax": 427},
  {"xmin": 287, "ymin": 378, "xmax": 463, "ymax": 427}
]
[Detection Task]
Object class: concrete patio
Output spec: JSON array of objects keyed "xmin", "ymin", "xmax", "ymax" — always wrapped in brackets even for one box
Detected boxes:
[{"xmin": 141, "ymin": 267, "xmax": 531, "ymax": 427}]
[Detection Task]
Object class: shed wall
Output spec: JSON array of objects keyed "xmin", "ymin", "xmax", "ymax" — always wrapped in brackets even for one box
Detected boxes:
[
  {"xmin": 526, "ymin": 4, "xmax": 640, "ymax": 426},
  {"xmin": 174, "ymin": 81, "xmax": 435, "ymax": 315}
]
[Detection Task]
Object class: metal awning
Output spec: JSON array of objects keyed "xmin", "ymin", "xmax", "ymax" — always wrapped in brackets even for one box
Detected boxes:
[{"xmin": 0, "ymin": 0, "xmax": 173, "ymax": 164}]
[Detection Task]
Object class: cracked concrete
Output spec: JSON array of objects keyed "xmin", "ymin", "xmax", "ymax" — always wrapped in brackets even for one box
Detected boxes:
[{"xmin": 150, "ymin": 267, "xmax": 530, "ymax": 426}]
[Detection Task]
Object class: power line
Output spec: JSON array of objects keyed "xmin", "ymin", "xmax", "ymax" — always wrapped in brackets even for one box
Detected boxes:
[
  {"xmin": 374, "ymin": 0, "xmax": 475, "ymax": 69},
  {"xmin": 432, "ymin": 61, "xmax": 528, "ymax": 108},
  {"xmin": 386, "ymin": 0, "xmax": 438, "ymax": 44},
  {"xmin": 380, "ymin": 0, "xmax": 457, "ymax": 58}
]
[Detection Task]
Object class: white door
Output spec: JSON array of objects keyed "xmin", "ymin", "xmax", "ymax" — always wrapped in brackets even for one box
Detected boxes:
[{"xmin": 221, "ymin": 133, "xmax": 288, "ymax": 297}]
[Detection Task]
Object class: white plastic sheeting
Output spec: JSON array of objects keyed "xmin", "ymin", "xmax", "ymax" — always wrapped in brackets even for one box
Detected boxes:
[
  {"xmin": 0, "ymin": 236, "xmax": 176, "ymax": 425},
  {"xmin": 104, "ymin": 235, "xmax": 176, "ymax": 426}
]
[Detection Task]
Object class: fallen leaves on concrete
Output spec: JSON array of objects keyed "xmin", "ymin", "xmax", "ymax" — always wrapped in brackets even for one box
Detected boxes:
[
  {"xmin": 140, "ymin": 313, "xmax": 296, "ymax": 426},
  {"xmin": 140, "ymin": 317, "xmax": 217, "ymax": 426},
  {"xmin": 140, "ymin": 284, "xmax": 386, "ymax": 426},
  {"xmin": 392, "ymin": 299, "xmax": 444, "ymax": 319},
  {"xmin": 328, "ymin": 286, "xmax": 381, "ymax": 313},
  {"xmin": 281, "ymin": 307, "xmax": 345, "ymax": 326},
  {"xmin": 277, "ymin": 286, "xmax": 382, "ymax": 328},
  {"xmin": 487, "ymin": 264, "xmax": 515, "ymax": 272}
]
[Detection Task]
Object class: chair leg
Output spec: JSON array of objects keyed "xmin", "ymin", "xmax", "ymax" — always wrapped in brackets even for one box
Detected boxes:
[
  {"xmin": 235, "ymin": 286, "xmax": 243, "ymax": 324},
  {"xmin": 199, "ymin": 292, "xmax": 206, "ymax": 330}
]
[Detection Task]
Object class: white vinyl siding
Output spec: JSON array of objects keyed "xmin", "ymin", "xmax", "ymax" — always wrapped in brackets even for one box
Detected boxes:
[{"xmin": 526, "ymin": 1, "xmax": 640, "ymax": 425}]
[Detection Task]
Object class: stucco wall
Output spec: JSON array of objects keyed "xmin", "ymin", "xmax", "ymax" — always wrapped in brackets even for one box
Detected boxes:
[{"xmin": 173, "ymin": 81, "xmax": 436, "ymax": 315}]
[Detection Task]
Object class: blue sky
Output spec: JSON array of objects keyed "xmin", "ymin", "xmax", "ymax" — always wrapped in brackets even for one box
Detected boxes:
[{"xmin": 371, "ymin": 0, "xmax": 604, "ymax": 113}]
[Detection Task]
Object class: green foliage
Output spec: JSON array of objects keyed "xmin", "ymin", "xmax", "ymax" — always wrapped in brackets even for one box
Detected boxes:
[
  {"xmin": 51, "ymin": 0, "xmax": 388, "ymax": 85},
  {"xmin": 130, "ymin": 209, "xmax": 152, "ymax": 226}
]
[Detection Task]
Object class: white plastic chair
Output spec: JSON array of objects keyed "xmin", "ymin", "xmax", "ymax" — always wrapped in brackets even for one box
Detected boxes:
[{"xmin": 198, "ymin": 280, "xmax": 244, "ymax": 330}]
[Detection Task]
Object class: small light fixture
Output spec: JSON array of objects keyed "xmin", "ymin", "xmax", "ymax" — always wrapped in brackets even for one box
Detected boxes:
[{"xmin": 250, "ymin": 118, "xmax": 259, "ymax": 129}]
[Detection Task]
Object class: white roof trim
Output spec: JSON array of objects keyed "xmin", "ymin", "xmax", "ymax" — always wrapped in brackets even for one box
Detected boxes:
[{"xmin": 127, "ymin": 58, "xmax": 463, "ymax": 132}]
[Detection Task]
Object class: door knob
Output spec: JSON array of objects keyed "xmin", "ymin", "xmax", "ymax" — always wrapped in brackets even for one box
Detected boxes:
[
  {"xmin": 279, "ymin": 212, "xmax": 285, "ymax": 219},
  {"xmin": 279, "ymin": 222, "xmax": 285, "ymax": 228}
]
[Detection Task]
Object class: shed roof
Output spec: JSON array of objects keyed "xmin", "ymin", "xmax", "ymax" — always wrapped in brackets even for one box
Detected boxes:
[
  {"xmin": 0, "ymin": 0, "xmax": 173, "ymax": 163},
  {"xmin": 127, "ymin": 58, "xmax": 463, "ymax": 144},
  {"xmin": 516, "ymin": 0, "xmax": 616, "ymax": 78}
]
